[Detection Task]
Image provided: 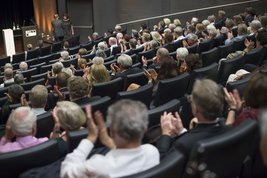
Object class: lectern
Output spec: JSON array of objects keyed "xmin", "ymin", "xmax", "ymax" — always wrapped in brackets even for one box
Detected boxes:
[{"xmin": 21, "ymin": 25, "xmax": 39, "ymax": 50}]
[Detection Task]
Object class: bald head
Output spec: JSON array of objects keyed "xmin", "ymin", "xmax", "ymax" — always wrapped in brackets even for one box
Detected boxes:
[{"xmin": 19, "ymin": 62, "xmax": 28, "ymax": 71}]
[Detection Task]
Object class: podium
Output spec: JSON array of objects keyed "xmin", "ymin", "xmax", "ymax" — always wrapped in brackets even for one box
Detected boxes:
[
  {"xmin": 21, "ymin": 25, "xmax": 39, "ymax": 50},
  {"xmin": 2, "ymin": 29, "xmax": 16, "ymax": 57}
]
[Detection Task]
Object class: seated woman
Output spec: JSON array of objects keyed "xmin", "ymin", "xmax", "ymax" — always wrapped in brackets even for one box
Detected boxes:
[
  {"xmin": 179, "ymin": 53, "xmax": 202, "ymax": 74},
  {"xmin": 50, "ymin": 101, "xmax": 86, "ymax": 142},
  {"xmin": 144, "ymin": 55, "xmax": 179, "ymax": 96},
  {"xmin": 224, "ymin": 72, "xmax": 267, "ymax": 127}
]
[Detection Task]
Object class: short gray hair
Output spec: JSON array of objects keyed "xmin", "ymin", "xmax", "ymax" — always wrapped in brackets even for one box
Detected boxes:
[
  {"xmin": 250, "ymin": 20, "xmax": 262, "ymax": 31},
  {"xmin": 30, "ymin": 85, "xmax": 48, "ymax": 108},
  {"xmin": 176, "ymin": 47, "xmax": 189, "ymax": 60},
  {"xmin": 106, "ymin": 99, "xmax": 148, "ymax": 142},
  {"xmin": 92, "ymin": 56, "xmax": 104, "ymax": 64},
  {"xmin": 52, "ymin": 62, "xmax": 64, "ymax": 75},
  {"xmin": 19, "ymin": 62, "xmax": 28, "ymax": 71},
  {"xmin": 117, "ymin": 54, "xmax": 132, "ymax": 69},
  {"xmin": 9, "ymin": 107, "xmax": 37, "ymax": 137},
  {"xmin": 61, "ymin": 51, "xmax": 70, "ymax": 60},
  {"xmin": 192, "ymin": 79, "xmax": 224, "ymax": 121}
]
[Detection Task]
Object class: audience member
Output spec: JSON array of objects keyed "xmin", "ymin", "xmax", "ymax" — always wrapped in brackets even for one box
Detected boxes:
[
  {"xmin": 29, "ymin": 85, "xmax": 48, "ymax": 116},
  {"xmin": 60, "ymin": 99, "xmax": 160, "ymax": 177},
  {"xmin": 18, "ymin": 62, "xmax": 28, "ymax": 71},
  {"xmin": 224, "ymin": 72, "xmax": 267, "ymax": 127},
  {"xmin": 0, "ymin": 68, "xmax": 14, "ymax": 88},
  {"xmin": 0, "ymin": 106, "xmax": 48, "ymax": 153},
  {"xmin": 156, "ymin": 79, "xmax": 230, "ymax": 160},
  {"xmin": 179, "ymin": 53, "xmax": 202, "ymax": 74},
  {"xmin": 111, "ymin": 54, "xmax": 143, "ymax": 79},
  {"xmin": 50, "ymin": 101, "xmax": 86, "ymax": 142},
  {"xmin": 62, "ymin": 13, "xmax": 74, "ymax": 39},
  {"xmin": 1, "ymin": 84, "xmax": 25, "ymax": 124}
]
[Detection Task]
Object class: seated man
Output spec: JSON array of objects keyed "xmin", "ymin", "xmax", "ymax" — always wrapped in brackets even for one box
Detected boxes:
[
  {"xmin": 156, "ymin": 79, "xmax": 231, "ymax": 160},
  {"xmin": 29, "ymin": 85, "xmax": 48, "ymax": 116},
  {"xmin": 60, "ymin": 99, "xmax": 160, "ymax": 178},
  {"xmin": 68, "ymin": 76, "xmax": 99, "ymax": 105},
  {"xmin": 110, "ymin": 54, "xmax": 143, "ymax": 80},
  {"xmin": 0, "ymin": 68, "xmax": 14, "ymax": 88},
  {"xmin": 0, "ymin": 106, "xmax": 48, "ymax": 153}
]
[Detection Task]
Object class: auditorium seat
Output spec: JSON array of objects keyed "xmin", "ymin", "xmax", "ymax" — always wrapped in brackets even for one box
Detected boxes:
[
  {"xmin": 243, "ymin": 48, "xmax": 263, "ymax": 65},
  {"xmin": 197, "ymin": 39, "xmax": 213, "ymax": 54},
  {"xmin": 201, "ymin": 47, "xmax": 221, "ymax": 67},
  {"xmin": 39, "ymin": 46, "xmax": 51, "ymax": 57},
  {"xmin": 40, "ymin": 64, "xmax": 52, "ymax": 74},
  {"xmin": 171, "ymin": 40, "xmax": 183, "ymax": 51},
  {"xmin": 120, "ymin": 149, "xmax": 186, "ymax": 178},
  {"xmin": 148, "ymin": 99, "xmax": 180, "ymax": 128},
  {"xmin": 226, "ymin": 74, "xmax": 252, "ymax": 98},
  {"xmin": 51, "ymin": 41, "xmax": 63, "ymax": 53},
  {"xmin": 117, "ymin": 84, "xmax": 153, "ymax": 107},
  {"xmin": 0, "ymin": 56, "xmax": 11, "ymax": 67},
  {"xmin": 30, "ymin": 62, "xmax": 46, "ymax": 74},
  {"xmin": 38, "ymin": 54, "xmax": 54, "ymax": 64},
  {"xmin": 91, "ymin": 78, "xmax": 123, "ymax": 100},
  {"xmin": 80, "ymin": 42, "xmax": 93, "ymax": 51},
  {"xmin": 20, "ymin": 68, "xmax": 38, "ymax": 82},
  {"xmin": 67, "ymin": 129, "xmax": 88, "ymax": 152},
  {"xmin": 12, "ymin": 52, "xmax": 25, "ymax": 64},
  {"xmin": 233, "ymin": 38, "xmax": 245, "ymax": 52},
  {"xmin": 187, "ymin": 44, "xmax": 198, "ymax": 54},
  {"xmin": 124, "ymin": 72, "xmax": 148, "ymax": 90},
  {"xmin": 217, "ymin": 55, "xmax": 245, "ymax": 85},
  {"xmin": 26, "ymin": 48, "xmax": 40, "ymax": 60},
  {"xmin": 138, "ymin": 49, "xmax": 156, "ymax": 61},
  {"xmin": 68, "ymin": 45, "xmax": 80, "ymax": 55},
  {"xmin": 185, "ymin": 119, "xmax": 258, "ymax": 178},
  {"xmin": 31, "ymin": 72, "xmax": 48, "ymax": 82},
  {"xmin": 0, "ymin": 139, "xmax": 62, "ymax": 178},
  {"xmin": 153, "ymin": 73, "xmax": 190, "ymax": 107},
  {"xmin": 36, "ymin": 112, "xmax": 54, "ymax": 138},
  {"xmin": 218, "ymin": 43, "xmax": 235, "ymax": 58},
  {"xmin": 21, "ymin": 78, "xmax": 45, "ymax": 91}
]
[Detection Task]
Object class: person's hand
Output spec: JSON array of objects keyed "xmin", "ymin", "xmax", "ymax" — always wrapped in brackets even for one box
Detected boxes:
[
  {"xmin": 47, "ymin": 70, "xmax": 52, "ymax": 78},
  {"xmin": 85, "ymin": 105, "xmax": 98, "ymax": 143},
  {"xmin": 142, "ymin": 56, "xmax": 148, "ymax": 66},
  {"xmin": 232, "ymin": 89, "xmax": 244, "ymax": 112},
  {"xmin": 20, "ymin": 94, "xmax": 28, "ymax": 106},
  {"xmin": 182, "ymin": 40, "xmax": 188, "ymax": 47},
  {"xmin": 94, "ymin": 111, "xmax": 115, "ymax": 149},
  {"xmin": 171, "ymin": 112, "xmax": 185, "ymax": 136},
  {"xmin": 50, "ymin": 107, "xmax": 61, "ymax": 139},
  {"xmin": 110, "ymin": 63, "xmax": 119, "ymax": 74},
  {"xmin": 4, "ymin": 92, "xmax": 12, "ymax": 102},
  {"xmin": 54, "ymin": 85, "xmax": 64, "ymax": 101},
  {"xmin": 244, "ymin": 38, "xmax": 255, "ymax": 53},
  {"xmin": 227, "ymin": 31, "xmax": 233, "ymax": 40},
  {"xmin": 160, "ymin": 112, "xmax": 174, "ymax": 136},
  {"xmin": 152, "ymin": 56, "xmax": 158, "ymax": 64},
  {"xmin": 144, "ymin": 69, "xmax": 157, "ymax": 82},
  {"xmin": 223, "ymin": 88, "xmax": 238, "ymax": 109},
  {"xmin": 88, "ymin": 36, "xmax": 92, "ymax": 41}
]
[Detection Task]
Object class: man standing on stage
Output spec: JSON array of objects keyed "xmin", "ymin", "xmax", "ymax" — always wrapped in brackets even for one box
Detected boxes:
[{"xmin": 52, "ymin": 14, "xmax": 64, "ymax": 42}]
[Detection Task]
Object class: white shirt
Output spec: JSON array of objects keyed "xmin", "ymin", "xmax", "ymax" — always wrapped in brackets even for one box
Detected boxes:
[{"xmin": 60, "ymin": 139, "xmax": 160, "ymax": 178}]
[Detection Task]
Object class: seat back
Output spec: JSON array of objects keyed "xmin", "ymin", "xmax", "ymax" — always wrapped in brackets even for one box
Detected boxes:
[
  {"xmin": 38, "ymin": 54, "xmax": 54, "ymax": 64},
  {"xmin": 26, "ymin": 48, "xmax": 40, "ymax": 60},
  {"xmin": 0, "ymin": 139, "xmax": 61, "ymax": 178},
  {"xmin": 153, "ymin": 73, "xmax": 190, "ymax": 107},
  {"xmin": 120, "ymin": 149, "xmax": 186, "ymax": 178},
  {"xmin": 51, "ymin": 41, "xmax": 63, "ymax": 53},
  {"xmin": 111, "ymin": 46, "xmax": 121, "ymax": 56},
  {"xmin": 187, "ymin": 44, "xmax": 198, "ymax": 54},
  {"xmin": 40, "ymin": 64, "xmax": 52, "ymax": 73},
  {"xmin": 124, "ymin": 72, "xmax": 148, "ymax": 90},
  {"xmin": 186, "ymin": 119, "xmax": 258, "ymax": 178},
  {"xmin": 68, "ymin": 45, "xmax": 80, "ymax": 55},
  {"xmin": 138, "ymin": 49, "xmax": 156, "ymax": 61},
  {"xmin": 20, "ymin": 67, "xmax": 38, "ymax": 82},
  {"xmin": 243, "ymin": 48, "xmax": 263, "ymax": 65},
  {"xmin": 80, "ymin": 42, "xmax": 93, "ymax": 51},
  {"xmin": 171, "ymin": 40, "xmax": 183, "ymax": 51},
  {"xmin": 117, "ymin": 84, "xmax": 153, "ymax": 107},
  {"xmin": 201, "ymin": 47, "xmax": 220, "ymax": 67},
  {"xmin": 218, "ymin": 43, "xmax": 234, "ymax": 58},
  {"xmin": 40, "ymin": 46, "xmax": 51, "ymax": 56},
  {"xmin": 218, "ymin": 55, "xmax": 245, "ymax": 85},
  {"xmin": 21, "ymin": 78, "xmax": 45, "ymax": 91},
  {"xmin": 198, "ymin": 39, "xmax": 213, "ymax": 53},
  {"xmin": 30, "ymin": 62, "xmax": 46, "ymax": 74},
  {"xmin": 67, "ymin": 129, "xmax": 88, "ymax": 152},
  {"xmin": 148, "ymin": 99, "xmax": 180, "ymax": 128},
  {"xmin": 81, "ymin": 52, "xmax": 96, "ymax": 61},
  {"xmin": 36, "ymin": 112, "xmax": 54, "ymax": 138},
  {"xmin": 187, "ymin": 63, "xmax": 218, "ymax": 93},
  {"xmin": 31, "ymin": 72, "xmax": 48, "ymax": 81},
  {"xmin": 0, "ymin": 56, "xmax": 11, "ymax": 66},
  {"xmin": 12, "ymin": 52, "xmax": 25, "ymax": 64},
  {"xmin": 226, "ymin": 75, "xmax": 252, "ymax": 98},
  {"xmin": 233, "ymin": 38, "xmax": 245, "ymax": 51},
  {"xmin": 92, "ymin": 78, "xmax": 123, "ymax": 100}
]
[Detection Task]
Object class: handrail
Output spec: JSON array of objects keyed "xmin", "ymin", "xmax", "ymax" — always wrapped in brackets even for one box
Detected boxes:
[{"xmin": 117, "ymin": 0, "xmax": 261, "ymax": 26}]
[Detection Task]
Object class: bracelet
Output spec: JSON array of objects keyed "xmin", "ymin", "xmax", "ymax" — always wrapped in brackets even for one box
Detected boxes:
[{"xmin": 228, "ymin": 108, "xmax": 237, "ymax": 112}]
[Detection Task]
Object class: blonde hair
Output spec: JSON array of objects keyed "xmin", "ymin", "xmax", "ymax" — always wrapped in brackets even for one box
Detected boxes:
[
  {"xmin": 89, "ymin": 63, "xmax": 110, "ymax": 84},
  {"xmin": 56, "ymin": 101, "xmax": 86, "ymax": 131}
]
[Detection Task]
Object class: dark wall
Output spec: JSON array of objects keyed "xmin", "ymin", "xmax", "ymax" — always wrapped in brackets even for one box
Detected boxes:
[{"xmin": 92, "ymin": 0, "xmax": 267, "ymax": 35}]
